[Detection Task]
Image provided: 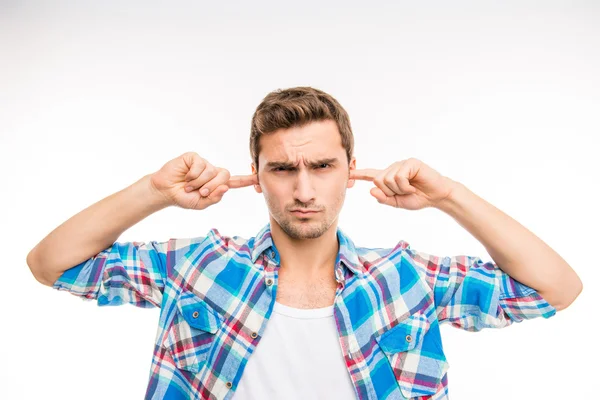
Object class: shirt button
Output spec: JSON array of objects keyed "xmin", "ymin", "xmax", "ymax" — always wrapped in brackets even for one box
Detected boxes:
[
  {"xmin": 251, "ymin": 332, "xmax": 258, "ymax": 339},
  {"xmin": 192, "ymin": 311, "xmax": 199, "ymax": 318},
  {"xmin": 406, "ymin": 334, "xmax": 413, "ymax": 343},
  {"xmin": 226, "ymin": 382, "xmax": 233, "ymax": 389},
  {"xmin": 266, "ymin": 278, "xmax": 273, "ymax": 286},
  {"xmin": 270, "ymin": 251, "xmax": 275, "ymax": 258}
]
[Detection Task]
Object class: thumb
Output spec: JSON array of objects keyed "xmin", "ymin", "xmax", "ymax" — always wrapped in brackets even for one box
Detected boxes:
[
  {"xmin": 198, "ymin": 184, "xmax": 229, "ymax": 208},
  {"xmin": 370, "ymin": 187, "xmax": 389, "ymax": 204},
  {"xmin": 210, "ymin": 184, "xmax": 229, "ymax": 200}
]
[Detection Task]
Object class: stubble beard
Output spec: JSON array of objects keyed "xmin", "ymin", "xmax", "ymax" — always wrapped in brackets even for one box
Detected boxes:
[{"xmin": 267, "ymin": 191, "xmax": 346, "ymax": 240}]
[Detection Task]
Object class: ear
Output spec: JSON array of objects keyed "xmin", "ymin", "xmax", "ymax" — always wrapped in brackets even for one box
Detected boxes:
[
  {"xmin": 251, "ymin": 163, "xmax": 262, "ymax": 193},
  {"xmin": 347, "ymin": 157, "xmax": 357, "ymax": 189}
]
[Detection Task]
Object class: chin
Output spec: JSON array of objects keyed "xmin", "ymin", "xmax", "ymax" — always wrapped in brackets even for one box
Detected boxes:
[{"xmin": 284, "ymin": 219, "xmax": 331, "ymax": 240}]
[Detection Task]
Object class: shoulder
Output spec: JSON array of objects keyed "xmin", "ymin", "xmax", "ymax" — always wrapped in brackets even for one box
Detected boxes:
[
  {"xmin": 171, "ymin": 228, "xmax": 251, "ymax": 247},
  {"xmin": 355, "ymin": 239, "xmax": 411, "ymax": 265}
]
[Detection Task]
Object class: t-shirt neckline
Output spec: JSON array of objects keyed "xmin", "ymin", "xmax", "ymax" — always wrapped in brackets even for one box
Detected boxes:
[{"xmin": 273, "ymin": 300, "xmax": 334, "ymax": 319}]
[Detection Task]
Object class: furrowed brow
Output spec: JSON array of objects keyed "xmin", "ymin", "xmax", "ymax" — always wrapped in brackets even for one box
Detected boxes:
[
  {"xmin": 266, "ymin": 158, "xmax": 339, "ymax": 169},
  {"xmin": 308, "ymin": 157, "xmax": 339, "ymax": 167}
]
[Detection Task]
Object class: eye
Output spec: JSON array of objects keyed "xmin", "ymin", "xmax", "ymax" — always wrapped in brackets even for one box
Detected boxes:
[{"xmin": 272, "ymin": 164, "xmax": 330, "ymax": 172}]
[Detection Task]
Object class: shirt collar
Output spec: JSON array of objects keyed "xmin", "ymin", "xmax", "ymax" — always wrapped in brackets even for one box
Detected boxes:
[{"xmin": 250, "ymin": 222, "xmax": 365, "ymax": 277}]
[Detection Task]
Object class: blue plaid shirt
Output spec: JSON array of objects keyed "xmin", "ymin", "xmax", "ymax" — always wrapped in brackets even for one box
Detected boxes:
[{"xmin": 53, "ymin": 222, "xmax": 556, "ymax": 399}]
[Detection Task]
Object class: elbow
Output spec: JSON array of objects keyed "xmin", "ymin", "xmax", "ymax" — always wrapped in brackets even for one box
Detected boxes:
[
  {"xmin": 26, "ymin": 249, "xmax": 56, "ymax": 287},
  {"xmin": 26, "ymin": 249, "xmax": 41, "ymax": 282},
  {"xmin": 550, "ymin": 274, "xmax": 583, "ymax": 312}
]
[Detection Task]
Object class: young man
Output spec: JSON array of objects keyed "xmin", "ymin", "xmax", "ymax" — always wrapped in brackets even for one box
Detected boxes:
[{"xmin": 27, "ymin": 87, "xmax": 582, "ymax": 400}]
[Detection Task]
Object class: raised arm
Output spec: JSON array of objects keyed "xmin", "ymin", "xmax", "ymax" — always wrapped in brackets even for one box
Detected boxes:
[
  {"xmin": 26, "ymin": 151, "xmax": 257, "ymax": 288},
  {"xmin": 26, "ymin": 173, "xmax": 169, "ymax": 287}
]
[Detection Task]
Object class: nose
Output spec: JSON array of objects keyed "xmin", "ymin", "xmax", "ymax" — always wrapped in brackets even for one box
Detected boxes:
[{"xmin": 293, "ymin": 168, "xmax": 316, "ymax": 204}]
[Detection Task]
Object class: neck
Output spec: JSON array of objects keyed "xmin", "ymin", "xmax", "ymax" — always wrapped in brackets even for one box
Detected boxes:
[{"xmin": 269, "ymin": 217, "xmax": 340, "ymax": 279}]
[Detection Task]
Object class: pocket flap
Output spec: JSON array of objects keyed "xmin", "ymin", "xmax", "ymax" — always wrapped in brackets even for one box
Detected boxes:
[
  {"xmin": 176, "ymin": 289, "xmax": 223, "ymax": 333},
  {"xmin": 375, "ymin": 311, "xmax": 449, "ymax": 398},
  {"xmin": 376, "ymin": 311, "xmax": 429, "ymax": 354}
]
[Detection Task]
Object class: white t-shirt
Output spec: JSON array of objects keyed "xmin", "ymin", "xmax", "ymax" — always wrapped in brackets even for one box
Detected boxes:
[{"xmin": 233, "ymin": 301, "xmax": 357, "ymax": 399}]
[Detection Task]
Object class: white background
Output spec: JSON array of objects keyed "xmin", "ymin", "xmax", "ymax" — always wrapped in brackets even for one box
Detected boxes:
[{"xmin": 1, "ymin": 1, "xmax": 598, "ymax": 399}]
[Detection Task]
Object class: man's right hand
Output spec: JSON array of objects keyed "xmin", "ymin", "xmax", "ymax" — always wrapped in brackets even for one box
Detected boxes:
[{"xmin": 149, "ymin": 151, "xmax": 258, "ymax": 210}]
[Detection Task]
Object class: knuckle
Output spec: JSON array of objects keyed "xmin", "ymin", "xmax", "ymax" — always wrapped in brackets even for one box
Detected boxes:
[
  {"xmin": 183, "ymin": 151, "xmax": 198, "ymax": 161},
  {"xmin": 197, "ymin": 168, "xmax": 208, "ymax": 179},
  {"xmin": 204, "ymin": 163, "xmax": 216, "ymax": 175},
  {"xmin": 196, "ymin": 158, "xmax": 207, "ymax": 170}
]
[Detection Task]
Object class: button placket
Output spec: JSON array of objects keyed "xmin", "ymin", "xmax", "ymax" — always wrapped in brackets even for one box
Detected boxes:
[{"xmin": 265, "ymin": 250, "xmax": 277, "ymax": 287}]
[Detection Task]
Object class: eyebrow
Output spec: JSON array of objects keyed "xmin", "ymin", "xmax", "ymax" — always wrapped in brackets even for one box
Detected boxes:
[{"xmin": 265, "ymin": 157, "xmax": 339, "ymax": 169}]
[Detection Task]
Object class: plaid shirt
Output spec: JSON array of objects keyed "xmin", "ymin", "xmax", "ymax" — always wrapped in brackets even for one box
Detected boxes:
[{"xmin": 52, "ymin": 223, "xmax": 556, "ymax": 399}]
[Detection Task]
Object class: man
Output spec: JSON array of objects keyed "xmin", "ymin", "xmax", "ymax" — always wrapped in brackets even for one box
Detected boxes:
[{"xmin": 27, "ymin": 86, "xmax": 582, "ymax": 400}]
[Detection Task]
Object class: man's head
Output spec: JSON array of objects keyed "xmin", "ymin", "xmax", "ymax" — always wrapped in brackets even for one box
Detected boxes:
[{"xmin": 249, "ymin": 87, "xmax": 356, "ymax": 240}]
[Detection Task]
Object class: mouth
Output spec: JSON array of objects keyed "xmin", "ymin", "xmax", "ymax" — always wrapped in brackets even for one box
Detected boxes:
[{"xmin": 290, "ymin": 209, "xmax": 320, "ymax": 216}]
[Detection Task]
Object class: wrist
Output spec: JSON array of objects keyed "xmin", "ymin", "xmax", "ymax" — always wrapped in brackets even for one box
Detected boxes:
[
  {"xmin": 136, "ymin": 174, "xmax": 172, "ymax": 211},
  {"xmin": 434, "ymin": 178, "xmax": 465, "ymax": 214}
]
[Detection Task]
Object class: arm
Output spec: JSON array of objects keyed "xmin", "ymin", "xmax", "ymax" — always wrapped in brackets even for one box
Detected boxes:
[
  {"xmin": 26, "ymin": 174, "xmax": 169, "ymax": 287},
  {"xmin": 435, "ymin": 178, "xmax": 583, "ymax": 311}
]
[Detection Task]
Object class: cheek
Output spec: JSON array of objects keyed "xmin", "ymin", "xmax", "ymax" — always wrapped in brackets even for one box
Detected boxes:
[
  {"xmin": 262, "ymin": 180, "xmax": 284, "ymax": 196},
  {"xmin": 262, "ymin": 181, "xmax": 288, "ymax": 204},
  {"xmin": 324, "ymin": 180, "xmax": 347, "ymax": 202}
]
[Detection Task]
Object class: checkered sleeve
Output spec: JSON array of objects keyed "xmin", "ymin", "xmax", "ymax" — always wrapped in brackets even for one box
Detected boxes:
[
  {"xmin": 52, "ymin": 237, "xmax": 200, "ymax": 308},
  {"xmin": 403, "ymin": 245, "xmax": 557, "ymax": 331}
]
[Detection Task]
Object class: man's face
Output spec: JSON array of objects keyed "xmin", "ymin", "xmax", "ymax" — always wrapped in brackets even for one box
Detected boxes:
[{"xmin": 252, "ymin": 119, "xmax": 356, "ymax": 240}]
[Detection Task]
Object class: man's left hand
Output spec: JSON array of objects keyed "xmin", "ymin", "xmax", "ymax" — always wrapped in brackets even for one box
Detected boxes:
[{"xmin": 350, "ymin": 158, "xmax": 456, "ymax": 210}]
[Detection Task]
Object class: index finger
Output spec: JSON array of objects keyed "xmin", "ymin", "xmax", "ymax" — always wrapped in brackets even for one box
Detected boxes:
[
  {"xmin": 227, "ymin": 174, "xmax": 259, "ymax": 188},
  {"xmin": 349, "ymin": 168, "xmax": 381, "ymax": 182}
]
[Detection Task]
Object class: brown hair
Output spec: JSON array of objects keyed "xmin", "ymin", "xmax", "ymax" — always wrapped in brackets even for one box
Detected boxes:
[{"xmin": 250, "ymin": 86, "xmax": 354, "ymax": 170}]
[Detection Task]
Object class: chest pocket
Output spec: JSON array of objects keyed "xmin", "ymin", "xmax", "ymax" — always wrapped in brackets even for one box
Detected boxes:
[
  {"xmin": 163, "ymin": 289, "xmax": 225, "ymax": 374},
  {"xmin": 375, "ymin": 310, "xmax": 449, "ymax": 398}
]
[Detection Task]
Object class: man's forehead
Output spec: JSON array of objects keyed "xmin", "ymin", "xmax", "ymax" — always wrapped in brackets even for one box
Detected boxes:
[
  {"xmin": 257, "ymin": 121, "xmax": 346, "ymax": 166},
  {"xmin": 260, "ymin": 141, "xmax": 341, "ymax": 163},
  {"xmin": 264, "ymin": 156, "xmax": 340, "ymax": 167}
]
